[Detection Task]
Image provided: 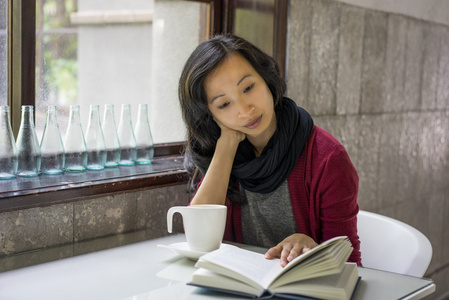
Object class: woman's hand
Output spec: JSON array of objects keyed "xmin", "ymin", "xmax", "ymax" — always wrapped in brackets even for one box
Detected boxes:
[
  {"xmin": 214, "ymin": 118, "xmax": 246, "ymax": 147},
  {"xmin": 264, "ymin": 234, "xmax": 318, "ymax": 267}
]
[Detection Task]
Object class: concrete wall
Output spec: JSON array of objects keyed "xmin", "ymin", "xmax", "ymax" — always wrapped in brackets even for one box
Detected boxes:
[
  {"xmin": 0, "ymin": 184, "xmax": 190, "ymax": 270},
  {"xmin": 335, "ymin": 0, "xmax": 449, "ymax": 26},
  {"xmin": 287, "ymin": 1, "xmax": 449, "ymax": 299},
  {"xmin": 149, "ymin": 0, "xmax": 205, "ymax": 143}
]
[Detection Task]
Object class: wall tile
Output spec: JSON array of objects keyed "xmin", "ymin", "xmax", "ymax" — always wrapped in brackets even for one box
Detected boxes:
[
  {"xmin": 442, "ymin": 188, "xmax": 449, "ymax": 269},
  {"xmin": 376, "ymin": 114, "xmax": 403, "ymax": 208},
  {"xmin": 437, "ymin": 25, "xmax": 449, "ymax": 110},
  {"xmin": 421, "ymin": 23, "xmax": 441, "ymax": 110},
  {"xmin": 73, "ymin": 192, "xmax": 137, "ymax": 242},
  {"xmin": 403, "ymin": 19, "xmax": 425, "ymax": 111},
  {"xmin": 360, "ymin": 10, "xmax": 388, "ymax": 114},
  {"xmin": 397, "ymin": 112, "xmax": 421, "ymax": 204},
  {"xmin": 426, "ymin": 194, "xmax": 445, "ymax": 274},
  {"xmin": 0, "ymin": 204, "xmax": 73, "ymax": 256},
  {"xmin": 384, "ymin": 14, "xmax": 407, "ymax": 112},
  {"xmin": 355, "ymin": 115, "xmax": 382, "ymax": 211},
  {"xmin": 416, "ymin": 113, "xmax": 449, "ymax": 197},
  {"xmin": 287, "ymin": 0, "xmax": 312, "ymax": 108},
  {"xmin": 136, "ymin": 184, "xmax": 190, "ymax": 233},
  {"xmin": 73, "ymin": 229, "xmax": 152, "ymax": 257},
  {"xmin": 0, "ymin": 243, "xmax": 73, "ymax": 272},
  {"xmin": 336, "ymin": 5, "xmax": 364, "ymax": 115},
  {"xmin": 308, "ymin": 0, "xmax": 339, "ymax": 115}
]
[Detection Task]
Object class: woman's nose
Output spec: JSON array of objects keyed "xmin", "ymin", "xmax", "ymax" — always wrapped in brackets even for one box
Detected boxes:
[{"xmin": 238, "ymin": 98, "xmax": 255, "ymax": 117}]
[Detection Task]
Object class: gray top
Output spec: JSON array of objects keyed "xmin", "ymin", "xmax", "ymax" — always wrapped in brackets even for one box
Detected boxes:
[{"xmin": 241, "ymin": 180, "xmax": 297, "ymax": 248}]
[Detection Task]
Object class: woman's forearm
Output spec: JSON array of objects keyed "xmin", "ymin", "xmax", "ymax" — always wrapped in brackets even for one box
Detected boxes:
[{"xmin": 190, "ymin": 137, "xmax": 240, "ymax": 205}]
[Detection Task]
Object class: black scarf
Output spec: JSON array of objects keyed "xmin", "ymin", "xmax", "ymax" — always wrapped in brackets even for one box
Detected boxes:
[{"xmin": 231, "ymin": 97, "xmax": 314, "ymax": 194}]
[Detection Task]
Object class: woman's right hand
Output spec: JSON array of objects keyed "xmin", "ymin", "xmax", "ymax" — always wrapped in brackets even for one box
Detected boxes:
[{"xmin": 214, "ymin": 118, "xmax": 246, "ymax": 147}]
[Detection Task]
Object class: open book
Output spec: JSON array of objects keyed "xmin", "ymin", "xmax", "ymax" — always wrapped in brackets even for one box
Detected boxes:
[{"xmin": 189, "ymin": 236, "xmax": 360, "ymax": 299}]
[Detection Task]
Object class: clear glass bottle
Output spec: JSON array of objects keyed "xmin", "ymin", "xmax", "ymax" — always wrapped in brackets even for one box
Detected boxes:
[
  {"xmin": 16, "ymin": 105, "xmax": 41, "ymax": 177},
  {"xmin": 0, "ymin": 106, "xmax": 18, "ymax": 179},
  {"xmin": 64, "ymin": 105, "xmax": 87, "ymax": 172},
  {"xmin": 85, "ymin": 104, "xmax": 106, "ymax": 170},
  {"xmin": 134, "ymin": 104, "xmax": 154, "ymax": 164},
  {"xmin": 102, "ymin": 104, "xmax": 120, "ymax": 167},
  {"xmin": 40, "ymin": 106, "xmax": 65, "ymax": 175},
  {"xmin": 117, "ymin": 104, "xmax": 136, "ymax": 166}
]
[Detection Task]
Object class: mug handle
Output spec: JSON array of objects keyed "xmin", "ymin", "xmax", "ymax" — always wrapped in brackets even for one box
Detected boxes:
[{"xmin": 167, "ymin": 206, "xmax": 186, "ymax": 233}]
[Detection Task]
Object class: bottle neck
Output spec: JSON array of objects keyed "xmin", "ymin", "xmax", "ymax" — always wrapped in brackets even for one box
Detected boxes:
[
  {"xmin": 20, "ymin": 106, "xmax": 35, "ymax": 128},
  {"xmin": 103, "ymin": 105, "xmax": 115, "ymax": 122},
  {"xmin": 88, "ymin": 106, "xmax": 101, "ymax": 127},
  {"xmin": 0, "ymin": 107, "xmax": 12, "ymax": 128},
  {"xmin": 45, "ymin": 106, "xmax": 58, "ymax": 126},
  {"xmin": 69, "ymin": 106, "xmax": 81, "ymax": 124},
  {"xmin": 136, "ymin": 105, "xmax": 148, "ymax": 124},
  {"xmin": 120, "ymin": 106, "xmax": 132, "ymax": 124}
]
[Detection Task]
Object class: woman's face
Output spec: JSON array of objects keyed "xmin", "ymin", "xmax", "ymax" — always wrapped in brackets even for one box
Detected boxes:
[{"xmin": 204, "ymin": 53, "xmax": 276, "ymax": 145}]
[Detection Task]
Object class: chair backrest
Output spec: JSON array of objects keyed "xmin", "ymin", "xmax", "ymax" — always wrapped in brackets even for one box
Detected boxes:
[{"xmin": 357, "ymin": 210, "xmax": 432, "ymax": 277}]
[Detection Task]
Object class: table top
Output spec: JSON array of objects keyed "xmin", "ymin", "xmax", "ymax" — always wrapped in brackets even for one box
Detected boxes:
[{"xmin": 0, "ymin": 234, "xmax": 435, "ymax": 300}]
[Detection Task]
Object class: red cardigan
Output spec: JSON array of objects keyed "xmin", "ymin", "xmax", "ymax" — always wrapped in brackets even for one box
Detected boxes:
[{"xmin": 223, "ymin": 126, "xmax": 362, "ymax": 265}]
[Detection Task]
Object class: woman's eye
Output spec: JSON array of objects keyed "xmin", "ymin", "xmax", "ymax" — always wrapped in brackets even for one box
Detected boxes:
[
  {"xmin": 243, "ymin": 83, "xmax": 254, "ymax": 93},
  {"xmin": 218, "ymin": 102, "xmax": 230, "ymax": 109}
]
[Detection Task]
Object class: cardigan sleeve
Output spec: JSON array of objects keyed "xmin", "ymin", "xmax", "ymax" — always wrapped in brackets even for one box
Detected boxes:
[{"xmin": 306, "ymin": 128, "xmax": 361, "ymax": 265}]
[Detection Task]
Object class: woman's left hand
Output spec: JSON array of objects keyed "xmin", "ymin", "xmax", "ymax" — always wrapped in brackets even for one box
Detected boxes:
[{"xmin": 264, "ymin": 233, "xmax": 318, "ymax": 267}]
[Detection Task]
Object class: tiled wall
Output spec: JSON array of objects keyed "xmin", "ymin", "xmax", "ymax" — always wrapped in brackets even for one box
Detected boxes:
[
  {"xmin": 287, "ymin": 1, "xmax": 449, "ymax": 299},
  {"xmin": 0, "ymin": 184, "xmax": 189, "ymax": 258}
]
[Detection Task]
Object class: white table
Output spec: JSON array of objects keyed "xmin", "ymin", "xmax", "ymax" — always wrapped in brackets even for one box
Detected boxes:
[{"xmin": 0, "ymin": 234, "xmax": 435, "ymax": 300}]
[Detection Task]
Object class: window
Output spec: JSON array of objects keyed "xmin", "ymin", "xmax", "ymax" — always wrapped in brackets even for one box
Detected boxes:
[
  {"xmin": 35, "ymin": 0, "xmax": 210, "ymax": 144},
  {"xmin": 0, "ymin": 0, "xmax": 7, "ymax": 106},
  {"xmin": 1, "ymin": 0, "xmax": 287, "ymax": 211},
  {"xmin": 233, "ymin": 0, "xmax": 275, "ymax": 56}
]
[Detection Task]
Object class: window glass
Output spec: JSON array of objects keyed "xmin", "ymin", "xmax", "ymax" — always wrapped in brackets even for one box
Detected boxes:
[
  {"xmin": 233, "ymin": 0, "xmax": 274, "ymax": 56},
  {"xmin": 0, "ymin": 0, "xmax": 7, "ymax": 106},
  {"xmin": 35, "ymin": 0, "xmax": 208, "ymax": 143}
]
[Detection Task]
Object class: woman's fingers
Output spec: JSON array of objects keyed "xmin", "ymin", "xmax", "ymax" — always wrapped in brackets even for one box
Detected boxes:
[{"xmin": 264, "ymin": 234, "xmax": 318, "ymax": 267}]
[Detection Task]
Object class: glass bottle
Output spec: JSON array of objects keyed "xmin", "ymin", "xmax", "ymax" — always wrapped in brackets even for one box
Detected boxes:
[
  {"xmin": 102, "ymin": 104, "xmax": 120, "ymax": 167},
  {"xmin": 40, "ymin": 106, "xmax": 65, "ymax": 175},
  {"xmin": 134, "ymin": 104, "xmax": 154, "ymax": 164},
  {"xmin": 0, "ymin": 106, "xmax": 18, "ymax": 179},
  {"xmin": 16, "ymin": 105, "xmax": 41, "ymax": 177},
  {"xmin": 117, "ymin": 104, "xmax": 136, "ymax": 166},
  {"xmin": 64, "ymin": 105, "xmax": 87, "ymax": 172},
  {"xmin": 85, "ymin": 104, "xmax": 106, "ymax": 170}
]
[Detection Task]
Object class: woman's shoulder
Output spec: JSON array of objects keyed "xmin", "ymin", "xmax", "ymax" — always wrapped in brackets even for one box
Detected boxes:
[
  {"xmin": 301, "ymin": 125, "xmax": 357, "ymax": 182},
  {"xmin": 307, "ymin": 125, "xmax": 346, "ymax": 156}
]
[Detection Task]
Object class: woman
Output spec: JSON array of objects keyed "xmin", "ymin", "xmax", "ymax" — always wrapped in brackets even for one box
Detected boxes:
[{"xmin": 178, "ymin": 34, "xmax": 361, "ymax": 267}]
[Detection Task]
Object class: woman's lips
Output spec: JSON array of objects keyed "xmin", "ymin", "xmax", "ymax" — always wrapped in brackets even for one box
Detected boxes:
[{"xmin": 244, "ymin": 115, "xmax": 262, "ymax": 129}]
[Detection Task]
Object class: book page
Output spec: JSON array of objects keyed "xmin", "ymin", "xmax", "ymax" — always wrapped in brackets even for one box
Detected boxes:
[
  {"xmin": 197, "ymin": 245, "xmax": 283, "ymax": 289},
  {"xmin": 270, "ymin": 263, "xmax": 359, "ymax": 300},
  {"xmin": 191, "ymin": 268, "xmax": 263, "ymax": 296}
]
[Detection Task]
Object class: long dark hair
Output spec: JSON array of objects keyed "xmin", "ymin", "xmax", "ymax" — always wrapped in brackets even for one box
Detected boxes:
[{"xmin": 178, "ymin": 34, "xmax": 286, "ymax": 203}]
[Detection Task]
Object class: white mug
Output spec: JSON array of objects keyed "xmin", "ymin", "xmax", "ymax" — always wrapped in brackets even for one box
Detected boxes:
[{"xmin": 167, "ymin": 204, "xmax": 227, "ymax": 252}]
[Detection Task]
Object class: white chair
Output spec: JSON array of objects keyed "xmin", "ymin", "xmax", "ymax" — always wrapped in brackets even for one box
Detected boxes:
[{"xmin": 357, "ymin": 210, "xmax": 432, "ymax": 277}]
